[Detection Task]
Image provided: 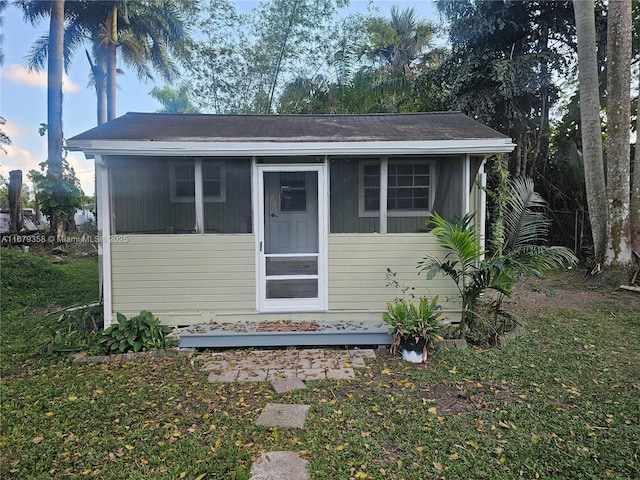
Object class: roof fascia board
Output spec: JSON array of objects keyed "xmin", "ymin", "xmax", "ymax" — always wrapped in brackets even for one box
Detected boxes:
[{"xmin": 67, "ymin": 139, "xmax": 516, "ymax": 157}]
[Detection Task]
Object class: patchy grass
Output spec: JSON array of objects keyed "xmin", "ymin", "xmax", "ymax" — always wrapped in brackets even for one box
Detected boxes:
[
  {"xmin": 1, "ymin": 251, "xmax": 639, "ymax": 479},
  {"xmin": 0, "ymin": 247, "xmax": 99, "ymax": 372}
]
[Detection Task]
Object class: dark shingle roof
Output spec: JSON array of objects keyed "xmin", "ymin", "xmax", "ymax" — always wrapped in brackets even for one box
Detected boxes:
[{"xmin": 68, "ymin": 112, "xmax": 510, "ymax": 143}]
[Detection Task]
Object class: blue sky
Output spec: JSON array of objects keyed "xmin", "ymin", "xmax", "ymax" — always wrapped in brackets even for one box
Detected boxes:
[{"xmin": 0, "ymin": 0, "xmax": 437, "ymax": 196}]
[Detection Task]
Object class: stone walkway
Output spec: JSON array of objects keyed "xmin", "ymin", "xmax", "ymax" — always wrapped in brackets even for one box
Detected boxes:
[
  {"xmin": 201, "ymin": 348, "xmax": 377, "ymax": 479},
  {"xmin": 201, "ymin": 348, "xmax": 375, "ymax": 383}
]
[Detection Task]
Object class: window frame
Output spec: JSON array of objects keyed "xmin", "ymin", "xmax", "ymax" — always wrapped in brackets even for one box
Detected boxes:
[
  {"xmin": 358, "ymin": 159, "xmax": 435, "ymax": 217},
  {"xmin": 169, "ymin": 159, "xmax": 226, "ymax": 203}
]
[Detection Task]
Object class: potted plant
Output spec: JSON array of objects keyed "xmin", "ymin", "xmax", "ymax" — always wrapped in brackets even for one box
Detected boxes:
[{"xmin": 382, "ymin": 296, "xmax": 445, "ymax": 363}]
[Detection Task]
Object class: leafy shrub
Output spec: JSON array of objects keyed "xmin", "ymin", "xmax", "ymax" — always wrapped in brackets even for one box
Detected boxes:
[
  {"xmin": 98, "ymin": 311, "xmax": 173, "ymax": 354},
  {"xmin": 44, "ymin": 304, "xmax": 103, "ymax": 354},
  {"xmin": 420, "ymin": 178, "xmax": 577, "ymax": 342},
  {"xmin": 382, "ymin": 296, "xmax": 445, "ymax": 354}
]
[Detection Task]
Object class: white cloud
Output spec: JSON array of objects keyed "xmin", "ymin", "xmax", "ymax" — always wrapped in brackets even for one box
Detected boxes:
[
  {"xmin": 1, "ymin": 143, "xmax": 44, "ymax": 168},
  {"xmin": 0, "ymin": 143, "xmax": 44, "ymax": 182},
  {"xmin": 0, "ymin": 144, "xmax": 94, "ymax": 196},
  {"xmin": 1, "ymin": 119, "xmax": 26, "ymax": 139},
  {"xmin": 0, "ymin": 64, "xmax": 81, "ymax": 93},
  {"xmin": 66, "ymin": 153, "xmax": 95, "ymax": 196}
]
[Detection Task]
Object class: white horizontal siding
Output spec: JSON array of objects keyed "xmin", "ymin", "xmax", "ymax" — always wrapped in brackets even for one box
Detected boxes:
[{"xmin": 110, "ymin": 235, "xmax": 255, "ymax": 319}]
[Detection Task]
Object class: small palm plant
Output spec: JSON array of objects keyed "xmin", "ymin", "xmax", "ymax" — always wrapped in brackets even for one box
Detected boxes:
[
  {"xmin": 420, "ymin": 177, "xmax": 577, "ymax": 339},
  {"xmin": 382, "ymin": 296, "xmax": 445, "ymax": 362},
  {"xmin": 419, "ymin": 212, "xmax": 511, "ymax": 338}
]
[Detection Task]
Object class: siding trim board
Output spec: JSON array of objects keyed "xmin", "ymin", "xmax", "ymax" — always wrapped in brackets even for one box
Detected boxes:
[
  {"xmin": 70, "ymin": 138, "xmax": 516, "ymax": 157},
  {"xmin": 96, "ymin": 156, "xmax": 113, "ymax": 327}
]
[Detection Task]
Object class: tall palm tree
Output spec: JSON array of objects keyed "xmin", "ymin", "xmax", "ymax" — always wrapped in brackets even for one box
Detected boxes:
[
  {"xmin": 0, "ymin": 1, "xmax": 10, "ymax": 153},
  {"xmin": 150, "ymin": 82, "xmax": 199, "ymax": 113},
  {"xmin": 0, "ymin": 0, "xmax": 7, "ymax": 65},
  {"xmin": 573, "ymin": 0, "xmax": 607, "ymax": 263},
  {"xmin": 604, "ymin": 0, "xmax": 632, "ymax": 265},
  {"xmin": 47, "ymin": 0, "xmax": 65, "ymax": 236},
  {"xmin": 20, "ymin": 0, "xmax": 191, "ymax": 124},
  {"xmin": 363, "ymin": 7, "xmax": 440, "ymax": 75}
]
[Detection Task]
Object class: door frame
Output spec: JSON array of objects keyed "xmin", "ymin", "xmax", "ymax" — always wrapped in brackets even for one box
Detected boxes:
[{"xmin": 253, "ymin": 163, "xmax": 328, "ymax": 313}]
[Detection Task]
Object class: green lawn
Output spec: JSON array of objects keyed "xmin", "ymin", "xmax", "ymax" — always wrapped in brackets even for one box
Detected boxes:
[{"xmin": 1, "ymin": 248, "xmax": 639, "ymax": 479}]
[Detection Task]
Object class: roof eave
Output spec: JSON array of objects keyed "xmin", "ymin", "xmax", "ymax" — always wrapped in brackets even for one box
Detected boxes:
[{"xmin": 66, "ymin": 138, "xmax": 516, "ymax": 157}]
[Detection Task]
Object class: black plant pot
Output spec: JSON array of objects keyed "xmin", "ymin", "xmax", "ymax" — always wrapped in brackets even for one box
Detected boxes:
[{"xmin": 399, "ymin": 336, "xmax": 427, "ymax": 363}]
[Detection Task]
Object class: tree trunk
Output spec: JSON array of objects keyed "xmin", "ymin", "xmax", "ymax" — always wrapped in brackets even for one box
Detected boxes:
[
  {"xmin": 97, "ymin": 68, "xmax": 107, "ymax": 124},
  {"xmin": 573, "ymin": 0, "xmax": 608, "ymax": 262},
  {"xmin": 86, "ymin": 49, "xmax": 107, "ymax": 125},
  {"xmin": 266, "ymin": 0, "xmax": 300, "ymax": 114},
  {"xmin": 8, "ymin": 170, "xmax": 23, "ymax": 233},
  {"xmin": 605, "ymin": 0, "xmax": 632, "ymax": 266},
  {"xmin": 34, "ymin": 195, "xmax": 41, "ymax": 222},
  {"xmin": 48, "ymin": 0, "xmax": 65, "ymax": 238},
  {"xmin": 534, "ymin": 23, "xmax": 551, "ymax": 180},
  {"xmin": 631, "ymin": 70, "xmax": 640, "ymax": 255},
  {"xmin": 521, "ymin": 133, "xmax": 529, "ymax": 178},
  {"xmin": 106, "ymin": 4, "xmax": 118, "ymax": 121}
]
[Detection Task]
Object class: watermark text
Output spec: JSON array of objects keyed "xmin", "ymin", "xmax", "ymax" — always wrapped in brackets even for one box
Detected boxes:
[{"xmin": 1, "ymin": 234, "xmax": 129, "ymax": 245}]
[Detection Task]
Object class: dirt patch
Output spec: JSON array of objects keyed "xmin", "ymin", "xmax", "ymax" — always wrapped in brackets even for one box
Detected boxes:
[
  {"xmin": 504, "ymin": 270, "xmax": 640, "ymax": 318},
  {"xmin": 418, "ymin": 385, "xmax": 482, "ymax": 415},
  {"xmin": 380, "ymin": 442, "xmax": 403, "ymax": 462},
  {"xmin": 417, "ymin": 382, "xmax": 523, "ymax": 415}
]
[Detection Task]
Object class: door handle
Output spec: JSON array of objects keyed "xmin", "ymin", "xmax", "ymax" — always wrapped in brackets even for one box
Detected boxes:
[{"xmin": 270, "ymin": 213, "xmax": 278, "ymax": 217}]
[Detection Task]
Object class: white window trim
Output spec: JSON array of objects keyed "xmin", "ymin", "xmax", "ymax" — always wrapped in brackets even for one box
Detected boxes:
[
  {"xmin": 358, "ymin": 159, "xmax": 436, "ymax": 217},
  {"xmin": 169, "ymin": 159, "xmax": 226, "ymax": 203}
]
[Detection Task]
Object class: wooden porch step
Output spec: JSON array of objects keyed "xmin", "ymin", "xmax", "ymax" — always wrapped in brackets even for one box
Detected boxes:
[{"xmin": 179, "ymin": 320, "xmax": 393, "ymax": 349}]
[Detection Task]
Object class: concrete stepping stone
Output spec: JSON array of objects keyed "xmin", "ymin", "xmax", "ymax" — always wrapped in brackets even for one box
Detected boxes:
[
  {"xmin": 207, "ymin": 370, "xmax": 239, "ymax": 382},
  {"xmin": 329, "ymin": 351, "xmax": 352, "ymax": 361},
  {"xmin": 349, "ymin": 348, "xmax": 377, "ymax": 359},
  {"xmin": 345, "ymin": 356, "xmax": 366, "ymax": 368},
  {"xmin": 249, "ymin": 451, "xmax": 309, "ymax": 480},
  {"xmin": 296, "ymin": 368, "xmax": 325, "ymax": 381},
  {"xmin": 270, "ymin": 377, "xmax": 306, "ymax": 394},
  {"xmin": 256, "ymin": 403, "xmax": 310, "ymax": 428},
  {"xmin": 266, "ymin": 369, "xmax": 299, "ymax": 381},
  {"xmin": 326, "ymin": 368, "xmax": 355, "ymax": 380},
  {"xmin": 200, "ymin": 360, "xmax": 229, "ymax": 371},
  {"xmin": 309, "ymin": 359, "xmax": 337, "ymax": 369},
  {"xmin": 298, "ymin": 348, "xmax": 323, "ymax": 358},
  {"xmin": 237, "ymin": 369, "xmax": 268, "ymax": 382}
]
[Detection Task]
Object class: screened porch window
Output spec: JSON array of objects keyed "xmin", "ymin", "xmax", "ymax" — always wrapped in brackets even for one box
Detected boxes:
[
  {"xmin": 359, "ymin": 161, "xmax": 434, "ymax": 217},
  {"xmin": 170, "ymin": 160, "xmax": 226, "ymax": 202}
]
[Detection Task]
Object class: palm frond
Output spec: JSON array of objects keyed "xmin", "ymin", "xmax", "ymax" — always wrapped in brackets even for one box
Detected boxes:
[
  {"xmin": 505, "ymin": 245, "xmax": 577, "ymax": 277},
  {"xmin": 470, "ymin": 262, "xmax": 514, "ymax": 297},
  {"xmin": 25, "ymin": 24, "xmax": 87, "ymax": 73},
  {"xmin": 503, "ymin": 176, "xmax": 550, "ymax": 250},
  {"xmin": 427, "ymin": 212, "xmax": 483, "ymax": 267},
  {"xmin": 25, "ymin": 35, "xmax": 49, "ymax": 72}
]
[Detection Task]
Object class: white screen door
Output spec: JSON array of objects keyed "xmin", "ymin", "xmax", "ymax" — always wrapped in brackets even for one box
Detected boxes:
[{"xmin": 256, "ymin": 165, "xmax": 326, "ymax": 312}]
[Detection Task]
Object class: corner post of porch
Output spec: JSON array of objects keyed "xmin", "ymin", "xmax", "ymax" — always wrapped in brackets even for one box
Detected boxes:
[
  {"xmin": 462, "ymin": 154, "xmax": 471, "ymax": 217},
  {"xmin": 194, "ymin": 158, "xmax": 204, "ymax": 233},
  {"xmin": 478, "ymin": 159, "xmax": 487, "ymax": 260},
  {"xmin": 380, "ymin": 156, "xmax": 388, "ymax": 234},
  {"xmin": 95, "ymin": 155, "xmax": 113, "ymax": 328}
]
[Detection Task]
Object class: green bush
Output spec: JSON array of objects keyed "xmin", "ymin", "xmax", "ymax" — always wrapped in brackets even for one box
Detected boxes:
[
  {"xmin": 98, "ymin": 311, "xmax": 173, "ymax": 354},
  {"xmin": 382, "ymin": 296, "xmax": 445, "ymax": 353},
  {"xmin": 44, "ymin": 304, "xmax": 104, "ymax": 354}
]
